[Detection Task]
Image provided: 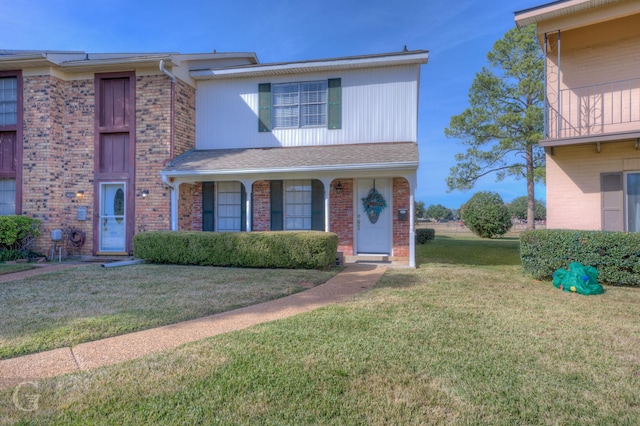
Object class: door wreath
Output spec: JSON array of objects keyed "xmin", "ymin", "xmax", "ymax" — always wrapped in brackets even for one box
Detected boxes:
[{"xmin": 361, "ymin": 185, "xmax": 387, "ymax": 224}]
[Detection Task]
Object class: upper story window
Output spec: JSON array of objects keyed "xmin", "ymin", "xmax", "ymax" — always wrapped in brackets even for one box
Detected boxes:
[
  {"xmin": 272, "ymin": 81, "xmax": 327, "ymax": 128},
  {"xmin": 258, "ymin": 79, "xmax": 341, "ymax": 132},
  {"xmin": 0, "ymin": 77, "xmax": 17, "ymax": 126}
]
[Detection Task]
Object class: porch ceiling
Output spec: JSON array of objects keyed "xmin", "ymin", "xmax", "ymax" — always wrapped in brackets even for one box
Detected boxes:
[{"xmin": 162, "ymin": 142, "xmax": 418, "ymax": 178}]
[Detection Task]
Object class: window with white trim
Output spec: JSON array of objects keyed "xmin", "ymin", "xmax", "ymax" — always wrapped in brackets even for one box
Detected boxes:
[
  {"xmin": 285, "ymin": 180, "xmax": 312, "ymax": 230},
  {"xmin": 217, "ymin": 181, "xmax": 242, "ymax": 232},
  {"xmin": 272, "ymin": 81, "xmax": 327, "ymax": 128}
]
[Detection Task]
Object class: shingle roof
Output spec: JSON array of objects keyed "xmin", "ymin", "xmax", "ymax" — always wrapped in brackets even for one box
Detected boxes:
[{"xmin": 163, "ymin": 142, "xmax": 418, "ymax": 177}]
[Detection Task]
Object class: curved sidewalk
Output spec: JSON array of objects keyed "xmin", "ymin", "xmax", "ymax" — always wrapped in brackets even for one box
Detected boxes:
[{"xmin": 0, "ymin": 264, "xmax": 385, "ymax": 389}]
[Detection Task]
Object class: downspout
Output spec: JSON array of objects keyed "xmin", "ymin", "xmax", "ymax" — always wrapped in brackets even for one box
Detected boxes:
[
  {"xmin": 160, "ymin": 60, "xmax": 177, "ymax": 231},
  {"xmin": 159, "ymin": 60, "xmax": 176, "ymax": 161}
]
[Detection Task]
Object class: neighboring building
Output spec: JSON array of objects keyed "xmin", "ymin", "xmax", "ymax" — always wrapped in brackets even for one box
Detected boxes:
[
  {"xmin": 515, "ymin": 0, "xmax": 640, "ymax": 231},
  {"xmin": 0, "ymin": 49, "xmax": 427, "ymax": 266}
]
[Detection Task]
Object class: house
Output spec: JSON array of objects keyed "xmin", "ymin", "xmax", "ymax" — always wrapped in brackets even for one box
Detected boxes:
[
  {"xmin": 0, "ymin": 48, "xmax": 428, "ymax": 267},
  {"xmin": 515, "ymin": 0, "xmax": 640, "ymax": 232}
]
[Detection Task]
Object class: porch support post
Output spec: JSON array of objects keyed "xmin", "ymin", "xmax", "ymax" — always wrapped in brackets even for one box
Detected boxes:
[
  {"xmin": 170, "ymin": 182, "xmax": 180, "ymax": 231},
  {"xmin": 240, "ymin": 179, "xmax": 255, "ymax": 232},
  {"xmin": 320, "ymin": 178, "xmax": 333, "ymax": 232}
]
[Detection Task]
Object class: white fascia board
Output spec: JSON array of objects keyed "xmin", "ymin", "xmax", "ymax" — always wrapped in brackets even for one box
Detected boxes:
[
  {"xmin": 190, "ymin": 52, "xmax": 429, "ymax": 80},
  {"xmin": 160, "ymin": 161, "xmax": 419, "ymax": 179}
]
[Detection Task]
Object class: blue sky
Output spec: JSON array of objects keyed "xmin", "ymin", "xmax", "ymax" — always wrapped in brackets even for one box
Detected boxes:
[{"xmin": 2, "ymin": 0, "xmax": 544, "ymax": 209}]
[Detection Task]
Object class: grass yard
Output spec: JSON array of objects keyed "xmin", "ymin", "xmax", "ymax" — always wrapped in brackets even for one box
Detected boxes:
[
  {"xmin": 0, "ymin": 264, "xmax": 339, "ymax": 359},
  {"xmin": 2, "ymin": 236, "xmax": 640, "ymax": 424},
  {"xmin": 0, "ymin": 263, "xmax": 37, "ymax": 276}
]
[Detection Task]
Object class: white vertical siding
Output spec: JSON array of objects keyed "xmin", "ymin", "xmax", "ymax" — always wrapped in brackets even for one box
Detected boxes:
[{"xmin": 196, "ymin": 65, "xmax": 420, "ymax": 149}]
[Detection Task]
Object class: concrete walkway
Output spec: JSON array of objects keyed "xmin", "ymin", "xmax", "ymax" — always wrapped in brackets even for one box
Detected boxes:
[{"xmin": 0, "ymin": 263, "xmax": 385, "ymax": 389}]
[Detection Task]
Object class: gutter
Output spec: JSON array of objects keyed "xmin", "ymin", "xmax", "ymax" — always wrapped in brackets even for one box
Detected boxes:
[{"xmin": 160, "ymin": 161, "xmax": 420, "ymax": 179}]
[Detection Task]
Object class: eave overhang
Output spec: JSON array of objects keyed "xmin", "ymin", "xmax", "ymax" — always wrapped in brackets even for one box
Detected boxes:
[
  {"xmin": 515, "ymin": 0, "xmax": 620, "ymax": 27},
  {"xmin": 160, "ymin": 142, "xmax": 419, "ymax": 182},
  {"xmin": 190, "ymin": 50, "xmax": 429, "ymax": 80}
]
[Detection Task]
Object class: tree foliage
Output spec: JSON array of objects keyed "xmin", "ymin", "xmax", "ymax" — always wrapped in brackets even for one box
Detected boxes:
[
  {"xmin": 415, "ymin": 201, "xmax": 427, "ymax": 219},
  {"xmin": 461, "ymin": 192, "xmax": 512, "ymax": 239},
  {"xmin": 425, "ymin": 204, "xmax": 454, "ymax": 221},
  {"xmin": 508, "ymin": 196, "xmax": 546, "ymax": 221},
  {"xmin": 445, "ymin": 25, "xmax": 544, "ymax": 229}
]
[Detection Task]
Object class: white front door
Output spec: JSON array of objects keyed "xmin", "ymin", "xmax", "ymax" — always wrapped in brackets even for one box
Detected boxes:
[
  {"xmin": 356, "ymin": 178, "xmax": 391, "ymax": 254},
  {"xmin": 99, "ymin": 182, "xmax": 126, "ymax": 252}
]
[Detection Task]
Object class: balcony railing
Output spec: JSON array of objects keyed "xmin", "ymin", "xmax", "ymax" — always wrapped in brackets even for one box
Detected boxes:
[{"xmin": 546, "ymin": 77, "xmax": 640, "ymax": 140}]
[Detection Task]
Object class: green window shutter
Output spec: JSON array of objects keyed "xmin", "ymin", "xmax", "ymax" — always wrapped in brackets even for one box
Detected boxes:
[
  {"xmin": 202, "ymin": 182, "xmax": 215, "ymax": 232},
  {"xmin": 241, "ymin": 183, "xmax": 247, "ymax": 232},
  {"xmin": 258, "ymin": 83, "xmax": 271, "ymax": 132},
  {"xmin": 327, "ymin": 78, "xmax": 341, "ymax": 130},
  {"xmin": 270, "ymin": 180, "xmax": 283, "ymax": 231},
  {"xmin": 311, "ymin": 179, "xmax": 325, "ymax": 231}
]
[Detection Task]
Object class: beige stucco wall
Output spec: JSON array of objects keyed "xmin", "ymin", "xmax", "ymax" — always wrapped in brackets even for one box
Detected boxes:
[{"xmin": 546, "ymin": 139, "xmax": 640, "ymax": 230}]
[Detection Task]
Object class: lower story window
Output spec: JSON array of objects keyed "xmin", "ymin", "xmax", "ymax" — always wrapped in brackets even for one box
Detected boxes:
[
  {"xmin": 217, "ymin": 181, "xmax": 242, "ymax": 232},
  {"xmin": 285, "ymin": 180, "xmax": 312, "ymax": 230},
  {"xmin": 0, "ymin": 178, "xmax": 15, "ymax": 215},
  {"xmin": 627, "ymin": 173, "xmax": 640, "ymax": 232}
]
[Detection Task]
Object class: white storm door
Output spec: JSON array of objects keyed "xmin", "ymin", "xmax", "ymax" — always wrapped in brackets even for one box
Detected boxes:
[
  {"xmin": 356, "ymin": 178, "xmax": 391, "ymax": 254},
  {"xmin": 99, "ymin": 182, "xmax": 126, "ymax": 252}
]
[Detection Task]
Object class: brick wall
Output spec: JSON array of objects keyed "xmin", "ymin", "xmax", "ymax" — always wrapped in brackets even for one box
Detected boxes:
[
  {"xmin": 135, "ymin": 74, "xmax": 173, "ymax": 233},
  {"xmin": 329, "ymin": 179, "xmax": 354, "ymax": 255},
  {"xmin": 174, "ymin": 80, "xmax": 196, "ymax": 157},
  {"xmin": 252, "ymin": 180, "xmax": 271, "ymax": 231},
  {"xmin": 61, "ymin": 78, "xmax": 95, "ymax": 255},
  {"xmin": 178, "ymin": 183, "xmax": 197, "ymax": 231},
  {"xmin": 392, "ymin": 177, "xmax": 410, "ymax": 257},
  {"xmin": 19, "ymin": 71, "xmax": 188, "ymax": 256},
  {"xmin": 22, "ymin": 75, "xmax": 69, "ymax": 255}
]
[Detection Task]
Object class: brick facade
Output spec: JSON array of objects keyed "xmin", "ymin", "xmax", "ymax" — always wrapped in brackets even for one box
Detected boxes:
[
  {"xmin": 181, "ymin": 177, "xmax": 409, "ymax": 260},
  {"xmin": 329, "ymin": 179, "xmax": 354, "ymax": 255},
  {"xmin": 392, "ymin": 177, "xmax": 410, "ymax": 258},
  {"xmin": 252, "ymin": 180, "xmax": 271, "ymax": 231},
  {"xmin": 18, "ymin": 71, "xmax": 195, "ymax": 257}
]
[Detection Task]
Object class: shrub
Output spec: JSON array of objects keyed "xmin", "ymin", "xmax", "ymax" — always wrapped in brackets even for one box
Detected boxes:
[
  {"xmin": 133, "ymin": 231, "xmax": 338, "ymax": 269},
  {"xmin": 461, "ymin": 192, "xmax": 512, "ymax": 238},
  {"xmin": 520, "ymin": 229, "xmax": 640, "ymax": 286},
  {"xmin": 0, "ymin": 249, "xmax": 23, "ymax": 261},
  {"xmin": 0, "ymin": 216, "xmax": 41, "ymax": 260},
  {"xmin": 416, "ymin": 228, "xmax": 435, "ymax": 244}
]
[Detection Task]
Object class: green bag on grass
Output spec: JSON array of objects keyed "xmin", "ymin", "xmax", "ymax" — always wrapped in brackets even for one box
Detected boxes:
[{"xmin": 552, "ymin": 262, "xmax": 604, "ymax": 295}]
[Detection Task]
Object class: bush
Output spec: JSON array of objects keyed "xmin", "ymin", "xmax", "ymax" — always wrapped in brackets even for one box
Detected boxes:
[
  {"xmin": 0, "ymin": 216, "xmax": 41, "ymax": 260},
  {"xmin": 416, "ymin": 228, "xmax": 435, "ymax": 244},
  {"xmin": 133, "ymin": 231, "xmax": 338, "ymax": 269},
  {"xmin": 0, "ymin": 249, "xmax": 23, "ymax": 261},
  {"xmin": 520, "ymin": 229, "xmax": 640, "ymax": 286},
  {"xmin": 461, "ymin": 192, "xmax": 512, "ymax": 238}
]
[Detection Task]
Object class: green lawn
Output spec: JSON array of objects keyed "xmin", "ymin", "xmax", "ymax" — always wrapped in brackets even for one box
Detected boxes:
[
  {"xmin": 0, "ymin": 264, "xmax": 339, "ymax": 359},
  {"xmin": 3, "ymin": 236, "xmax": 640, "ymax": 425}
]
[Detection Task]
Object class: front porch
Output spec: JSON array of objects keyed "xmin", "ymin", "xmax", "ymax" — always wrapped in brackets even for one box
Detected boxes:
[{"xmin": 160, "ymin": 143, "xmax": 419, "ymax": 267}]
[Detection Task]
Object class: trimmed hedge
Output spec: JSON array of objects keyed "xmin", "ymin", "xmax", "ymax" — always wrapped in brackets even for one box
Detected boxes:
[
  {"xmin": 133, "ymin": 231, "xmax": 338, "ymax": 269},
  {"xmin": 416, "ymin": 228, "xmax": 435, "ymax": 244},
  {"xmin": 520, "ymin": 229, "xmax": 640, "ymax": 286}
]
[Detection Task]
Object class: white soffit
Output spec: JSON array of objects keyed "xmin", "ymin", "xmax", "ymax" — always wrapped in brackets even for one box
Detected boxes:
[{"xmin": 515, "ymin": 0, "xmax": 621, "ymax": 27}]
